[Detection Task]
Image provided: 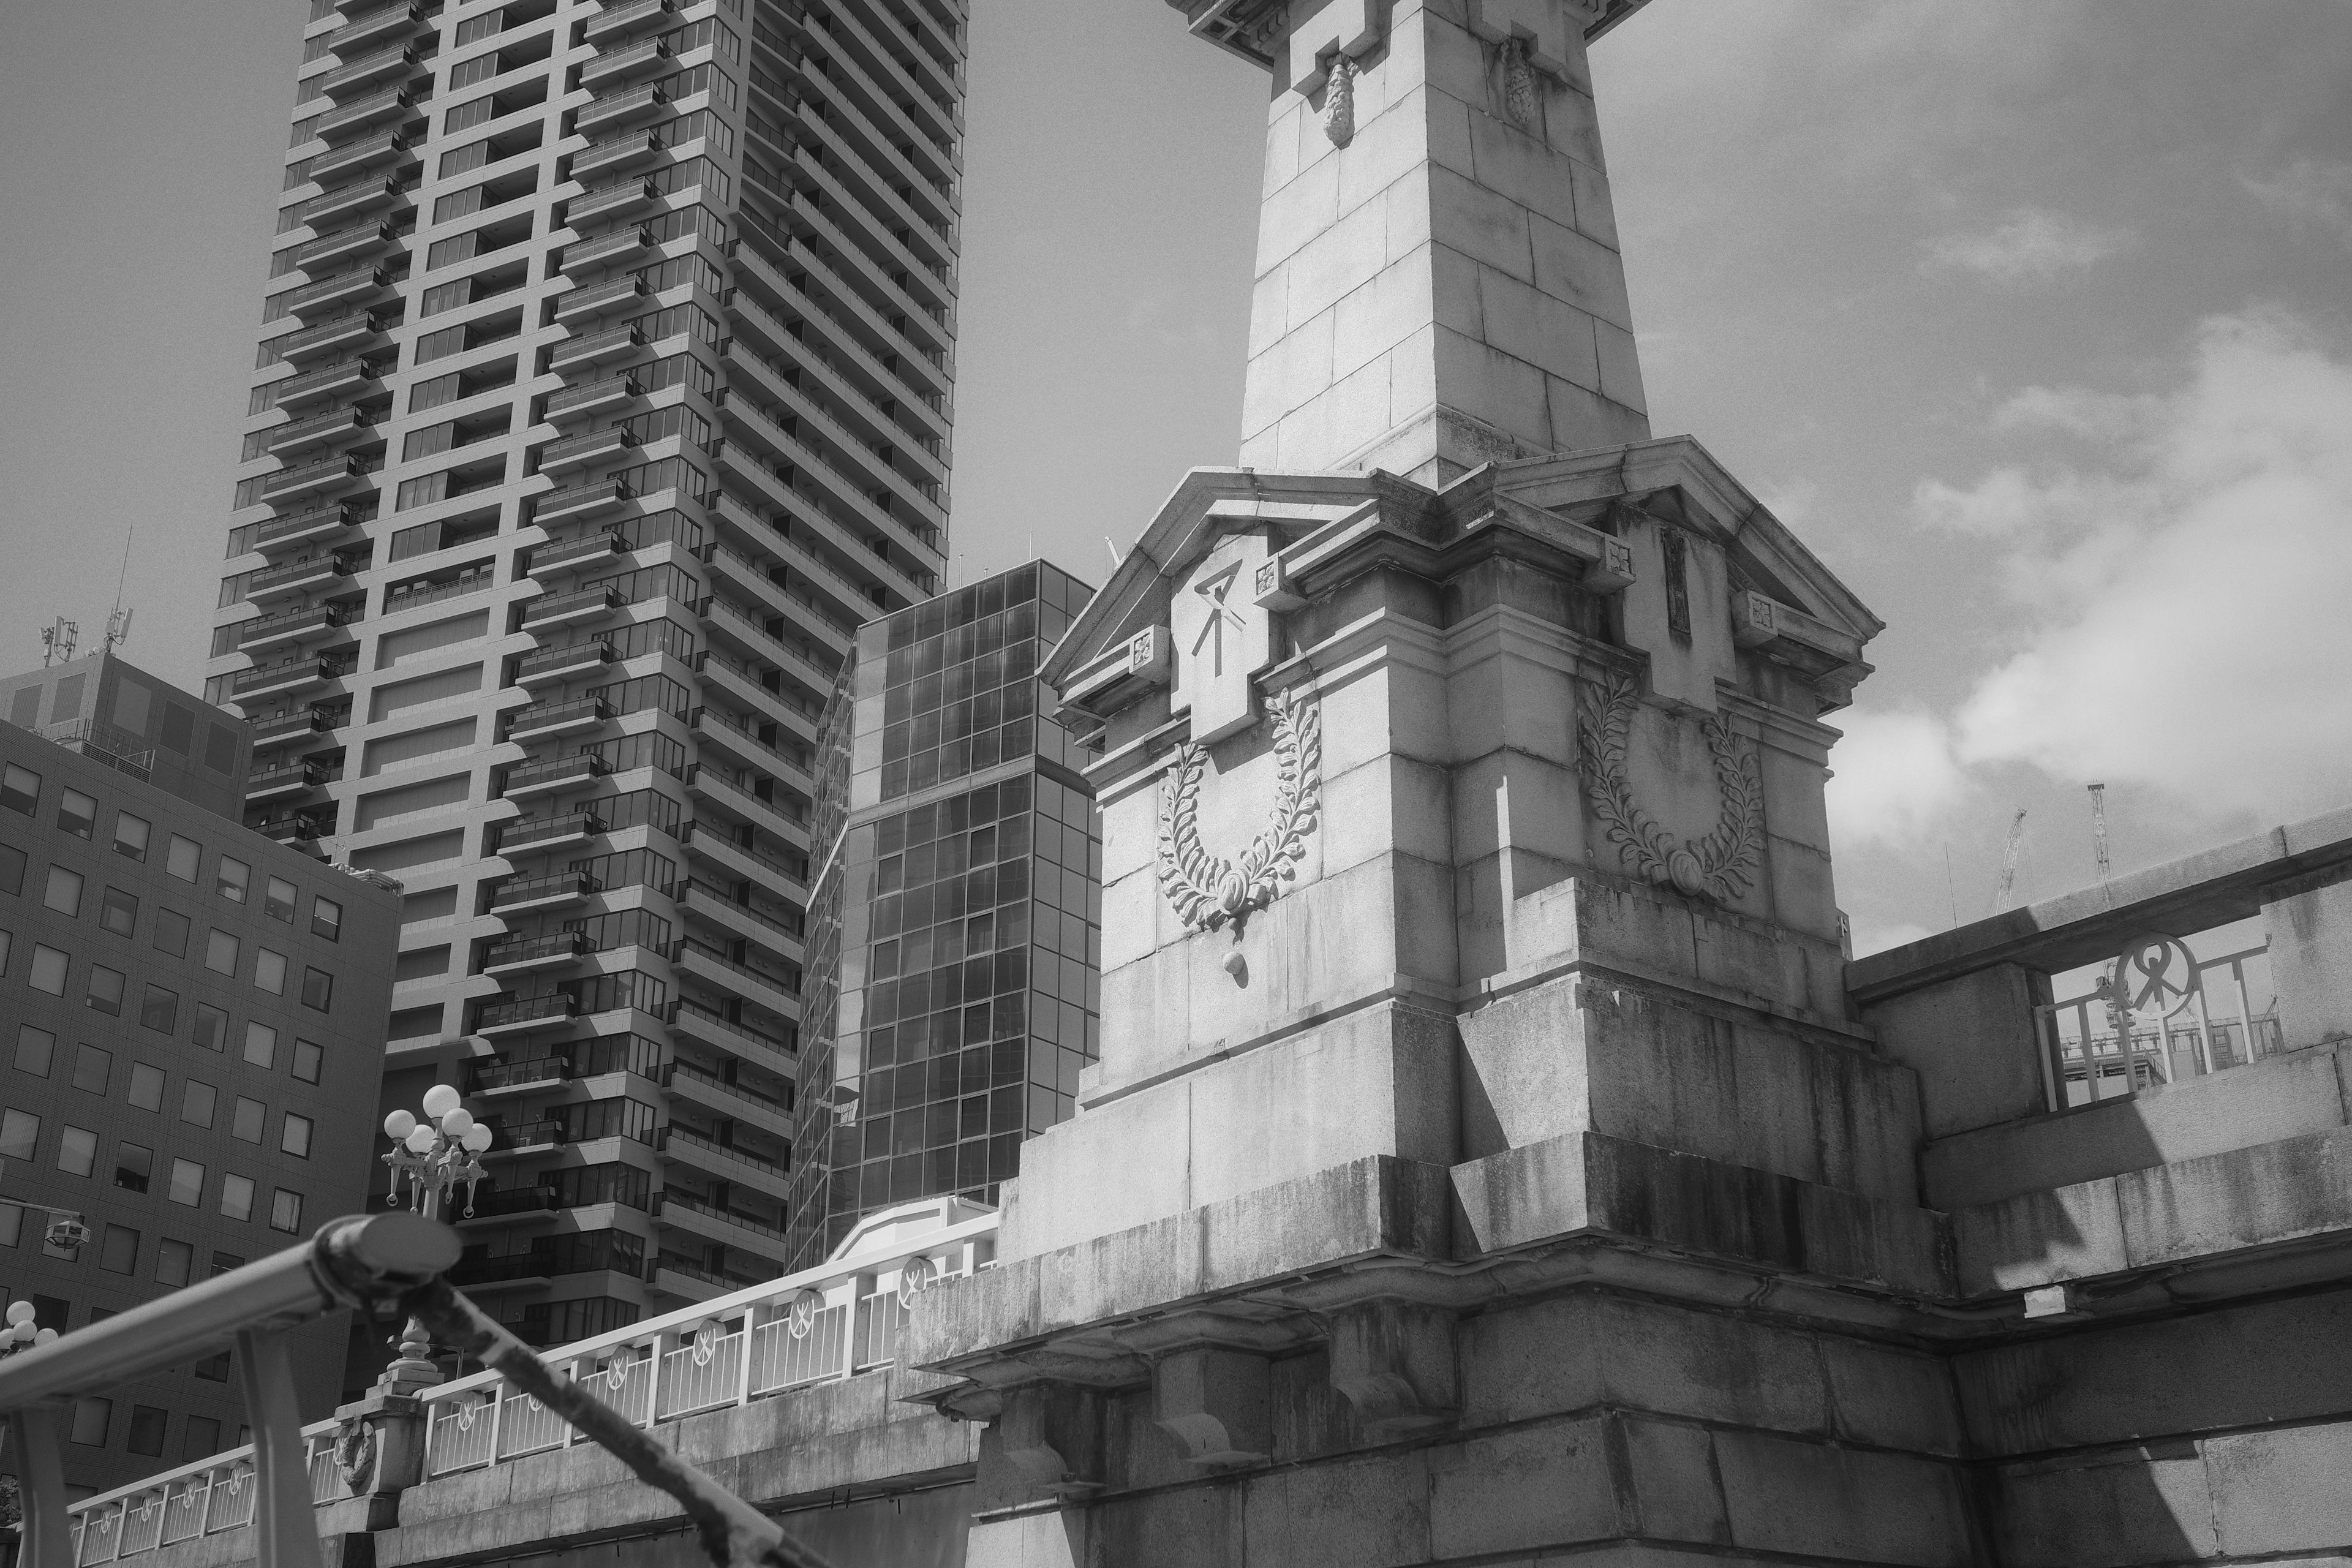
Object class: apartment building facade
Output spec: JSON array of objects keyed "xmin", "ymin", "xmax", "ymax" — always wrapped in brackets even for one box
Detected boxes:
[
  {"xmin": 786, "ymin": 561, "xmax": 1101, "ymax": 1272},
  {"xmin": 203, "ymin": 0, "xmax": 964, "ymax": 1357},
  {"xmin": 0, "ymin": 654, "xmax": 399, "ymax": 1492}
]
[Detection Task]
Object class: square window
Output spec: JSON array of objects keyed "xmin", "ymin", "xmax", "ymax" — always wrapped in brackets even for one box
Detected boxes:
[
  {"xmin": 100, "ymin": 886, "xmax": 137, "ymax": 937},
  {"xmin": 0, "ymin": 929, "xmax": 10, "ymax": 973},
  {"xmin": 0, "ymin": 1108, "xmax": 40, "ymax": 1161},
  {"xmin": 57, "ymin": 1125, "xmax": 96, "ymax": 1177},
  {"xmin": 192, "ymin": 1352, "xmax": 230, "ymax": 1382},
  {"xmin": 205, "ymin": 929, "xmax": 239, "ymax": 975},
  {"xmin": 217, "ymin": 856, "xmax": 250, "ymax": 904},
  {"xmin": 281, "ymin": 1112, "xmax": 313, "ymax": 1158},
  {"xmin": 113, "ymin": 812, "xmax": 150, "ymax": 862},
  {"xmin": 154, "ymin": 907, "xmax": 190, "ymax": 957},
  {"xmin": 0, "ymin": 763, "xmax": 39, "ymax": 816},
  {"xmin": 126, "ymin": 1405, "xmax": 168, "ymax": 1458},
  {"xmin": 98, "ymin": 1223, "xmax": 138, "ymax": 1273},
  {"xmin": 139, "ymin": 984, "xmax": 179, "ymax": 1035},
  {"xmin": 192, "ymin": 1003, "xmax": 227, "ymax": 1052},
  {"xmin": 268, "ymin": 1188, "xmax": 303, "ymax": 1234},
  {"xmin": 0, "ymin": 843, "xmax": 22, "ymax": 895},
  {"xmin": 68, "ymin": 1396, "xmax": 110, "ymax": 1447},
  {"xmin": 264, "ymin": 876, "xmax": 296, "ymax": 922},
  {"xmin": 14, "ymin": 1025, "xmax": 55, "ymax": 1077},
  {"xmin": 85, "ymin": 963, "xmax": 126, "ymax": 1016},
  {"xmin": 255, "ymin": 948, "xmax": 287, "ymax": 995},
  {"xmin": 168, "ymin": 1158, "xmax": 204, "ymax": 1206},
  {"xmin": 28, "ymin": 943, "xmax": 66, "ymax": 994},
  {"xmin": 114, "ymin": 1142, "xmax": 153, "ymax": 1194},
  {"xmin": 243, "ymin": 1021, "xmax": 276, "ymax": 1069},
  {"xmin": 165, "ymin": 834, "xmax": 201, "ymax": 882},
  {"xmin": 71, "ymin": 1043, "xmax": 110, "ymax": 1094},
  {"xmin": 232, "ymin": 1098, "xmax": 265, "ymax": 1144},
  {"xmin": 208, "ymin": 1251, "xmax": 243, "ymax": 1278},
  {"xmin": 220, "ymin": 1172, "xmax": 255, "ymax": 1222},
  {"xmin": 155, "ymin": 1238, "xmax": 193, "ymax": 1287},
  {"xmin": 301, "ymin": 967, "xmax": 334, "ymax": 1012},
  {"xmin": 292, "ymin": 1038, "xmax": 323, "ymax": 1084},
  {"xmin": 312, "ymin": 895, "xmax": 343, "ymax": 942},
  {"xmin": 43, "ymin": 864, "xmax": 83, "ymax": 916},
  {"xmin": 182, "ymin": 1415, "xmax": 222, "ymax": 1461},
  {"xmin": 0, "ymin": 1204, "xmax": 19, "ymax": 1248},
  {"xmin": 56, "ymin": 788, "xmax": 96, "ymax": 840},
  {"xmin": 181, "ymin": 1080, "xmax": 217, "ymax": 1128}
]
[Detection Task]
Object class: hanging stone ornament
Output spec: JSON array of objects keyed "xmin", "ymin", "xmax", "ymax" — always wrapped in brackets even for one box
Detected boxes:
[
  {"xmin": 1575, "ymin": 671, "xmax": 1763, "ymax": 902},
  {"xmin": 1157, "ymin": 687, "xmax": 1324, "ymax": 932},
  {"xmin": 1324, "ymin": 53, "xmax": 1358, "ymax": 146},
  {"xmin": 1501, "ymin": 36, "xmax": 1538, "ymax": 128}
]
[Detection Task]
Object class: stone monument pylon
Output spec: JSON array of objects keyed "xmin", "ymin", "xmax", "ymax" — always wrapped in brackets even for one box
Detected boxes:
[{"xmin": 908, "ymin": 4, "xmax": 1969, "ymax": 1563}]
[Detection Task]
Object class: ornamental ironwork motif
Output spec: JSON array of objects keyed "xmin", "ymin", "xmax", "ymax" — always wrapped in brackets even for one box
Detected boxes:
[
  {"xmin": 1157, "ymin": 688, "xmax": 1323, "ymax": 932},
  {"xmin": 1575, "ymin": 671, "xmax": 1763, "ymax": 902}
]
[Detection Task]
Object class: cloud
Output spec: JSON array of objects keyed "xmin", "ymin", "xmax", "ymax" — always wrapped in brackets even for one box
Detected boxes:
[
  {"xmin": 2242, "ymin": 159, "xmax": 2352, "ymax": 249},
  {"xmin": 1924, "ymin": 207, "xmax": 2135, "ymax": 283},
  {"xmin": 1930, "ymin": 311, "xmax": 2352, "ymax": 821},
  {"xmin": 1991, "ymin": 385, "xmax": 2166, "ymax": 443},
  {"xmin": 1825, "ymin": 706, "xmax": 1970, "ymax": 852}
]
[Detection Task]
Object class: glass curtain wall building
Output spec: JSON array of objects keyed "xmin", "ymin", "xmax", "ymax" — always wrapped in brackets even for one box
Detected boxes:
[
  {"xmin": 787, "ymin": 562, "xmax": 1099, "ymax": 1270},
  {"xmin": 203, "ymin": 0, "xmax": 965, "ymax": 1364}
]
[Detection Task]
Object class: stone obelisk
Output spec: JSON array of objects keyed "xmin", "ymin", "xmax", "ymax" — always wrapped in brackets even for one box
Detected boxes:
[{"xmin": 905, "ymin": 4, "xmax": 1958, "ymax": 1564}]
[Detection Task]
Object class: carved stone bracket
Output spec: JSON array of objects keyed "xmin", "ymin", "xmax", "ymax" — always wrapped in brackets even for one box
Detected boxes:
[
  {"xmin": 984, "ymin": 1384, "xmax": 1108, "ymax": 1507},
  {"xmin": 1153, "ymin": 1348, "xmax": 1273, "ymax": 1469},
  {"xmin": 1575, "ymin": 669, "xmax": 1763, "ymax": 902},
  {"xmin": 1156, "ymin": 687, "xmax": 1322, "ymax": 933},
  {"xmin": 1327, "ymin": 1300, "xmax": 1459, "ymax": 1438}
]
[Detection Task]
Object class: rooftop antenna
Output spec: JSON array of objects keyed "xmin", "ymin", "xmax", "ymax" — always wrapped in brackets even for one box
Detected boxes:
[
  {"xmin": 1104, "ymin": 535, "xmax": 1122, "ymax": 570},
  {"xmin": 2088, "ymin": 782, "xmax": 2112, "ymax": 881},
  {"xmin": 39, "ymin": 618, "xmax": 77, "ymax": 668},
  {"xmin": 1991, "ymin": 808, "xmax": 2028, "ymax": 914},
  {"xmin": 104, "ymin": 527, "xmax": 134, "ymax": 650}
]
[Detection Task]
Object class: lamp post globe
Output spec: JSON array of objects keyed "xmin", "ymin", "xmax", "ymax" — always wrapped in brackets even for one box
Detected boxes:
[{"xmin": 374, "ymin": 1087, "xmax": 496, "ymax": 1393}]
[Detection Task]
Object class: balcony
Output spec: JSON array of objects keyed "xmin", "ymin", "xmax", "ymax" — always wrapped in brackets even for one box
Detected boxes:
[
  {"xmin": 530, "ymin": 477, "xmax": 635, "ymax": 527},
  {"xmin": 247, "ymin": 707, "xmax": 328, "ymax": 751},
  {"xmin": 245, "ymin": 758, "xmax": 327, "ymax": 804},
  {"xmin": 559, "ymin": 224, "xmax": 654, "ymax": 278},
  {"xmin": 318, "ymin": 43, "xmax": 420, "ymax": 99},
  {"xmin": 567, "ymin": 178, "xmax": 660, "ymax": 227},
  {"xmin": 238, "ymin": 602, "xmax": 350, "ymax": 654},
  {"xmin": 273, "ymin": 358, "xmax": 383, "ymax": 411},
  {"xmin": 316, "ymin": 85, "xmax": 412, "ymax": 141},
  {"xmin": 687, "ymin": 705, "xmax": 802, "ymax": 782},
  {"xmin": 307, "ymin": 129, "xmax": 410, "ymax": 184},
  {"xmin": 262, "ymin": 455, "xmax": 372, "ymax": 505},
  {"xmin": 572, "ymin": 130, "xmax": 665, "ymax": 182},
  {"xmin": 521, "ymin": 585, "xmax": 622, "ymax": 632},
  {"xmin": 675, "ymin": 940, "xmax": 799, "ymax": 1020},
  {"xmin": 255, "ymin": 502, "xmax": 356, "ymax": 552},
  {"xmin": 575, "ymin": 83, "xmax": 668, "ymax": 135},
  {"xmin": 662, "ymin": 1059, "xmax": 793, "ymax": 1139},
  {"xmin": 299, "ymin": 176, "xmax": 407, "ymax": 228},
  {"xmin": 264, "ymin": 408, "xmax": 374, "ymax": 459},
  {"xmin": 503, "ymin": 695, "xmax": 612, "ymax": 743},
  {"xmin": 680, "ymin": 821, "xmax": 807, "ymax": 898},
  {"xmin": 327, "ymin": 2, "xmax": 426, "ymax": 55},
  {"xmin": 500, "ymin": 753, "xmax": 609, "ymax": 800},
  {"xmin": 683, "ymin": 764, "xmax": 810, "ymax": 846},
  {"xmin": 679, "ymin": 883, "xmax": 802, "ymax": 966},
  {"xmin": 549, "ymin": 324, "xmax": 647, "ymax": 374},
  {"xmin": 466, "ymin": 1055, "xmax": 575, "ymax": 1096},
  {"xmin": 579, "ymin": 38, "xmax": 669, "ymax": 91},
  {"xmin": 288, "ymin": 265, "xmax": 394, "ymax": 322},
  {"xmin": 552, "ymin": 274, "xmax": 647, "ymax": 326},
  {"xmin": 277, "ymin": 312, "xmax": 385, "ymax": 364},
  {"xmin": 483, "ymin": 930, "xmax": 591, "ymax": 978},
  {"xmin": 451, "ymin": 1188, "xmax": 559, "ymax": 1226},
  {"xmin": 526, "ymin": 530, "xmax": 624, "ymax": 580},
  {"xmin": 669, "ymin": 997, "xmax": 795, "ymax": 1074},
  {"xmin": 514, "ymin": 640, "xmax": 614, "ymax": 688},
  {"xmin": 246, "ymin": 552, "xmax": 350, "ymax": 604},
  {"xmin": 476, "ymin": 993, "xmax": 579, "ymax": 1037},
  {"xmin": 657, "ymin": 1126, "xmax": 791, "ymax": 1200},
  {"xmin": 295, "ymin": 220, "xmax": 398, "ymax": 271},
  {"xmin": 655, "ymin": 1190, "xmax": 788, "ymax": 1254},
  {"xmin": 582, "ymin": 0, "xmax": 674, "ymax": 47},
  {"xmin": 254, "ymin": 812, "xmax": 326, "ymax": 851},
  {"xmin": 490, "ymin": 870, "xmax": 600, "ymax": 914},
  {"xmin": 481, "ymin": 1118, "xmax": 567, "ymax": 1159},
  {"xmin": 232, "ymin": 658, "xmax": 341, "ymax": 702},
  {"xmin": 537, "ymin": 427, "xmax": 635, "ymax": 477},
  {"xmin": 545, "ymin": 374, "xmax": 641, "ymax": 426},
  {"xmin": 497, "ymin": 808, "xmax": 605, "ymax": 855}
]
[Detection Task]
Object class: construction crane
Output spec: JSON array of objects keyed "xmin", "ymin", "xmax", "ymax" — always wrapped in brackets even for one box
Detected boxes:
[
  {"xmin": 2089, "ymin": 782, "xmax": 2112, "ymax": 881},
  {"xmin": 1991, "ymin": 809, "xmax": 2028, "ymax": 913}
]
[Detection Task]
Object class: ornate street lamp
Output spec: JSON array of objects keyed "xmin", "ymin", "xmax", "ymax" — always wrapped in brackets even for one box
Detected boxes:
[
  {"xmin": 0, "ymin": 1300, "xmax": 58, "ymax": 1358},
  {"xmin": 373, "ymin": 1084, "xmax": 495, "ymax": 1392}
]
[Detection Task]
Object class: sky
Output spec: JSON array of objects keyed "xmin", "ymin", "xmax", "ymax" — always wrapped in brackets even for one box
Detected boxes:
[{"xmin": 1, "ymin": 2, "xmax": 2347, "ymax": 956}]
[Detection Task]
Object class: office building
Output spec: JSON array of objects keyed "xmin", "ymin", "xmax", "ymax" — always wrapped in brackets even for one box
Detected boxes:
[
  {"xmin": 202, "ymin": 0, "xmax": 965, "ymax": 1354},
  {"xmin": 786, "ymin": 561, "xmax": 1100, "ymax": 1271},
  {"xmin": 0, "ymin": 654, "xmax": 399, "ymax": 1491}
]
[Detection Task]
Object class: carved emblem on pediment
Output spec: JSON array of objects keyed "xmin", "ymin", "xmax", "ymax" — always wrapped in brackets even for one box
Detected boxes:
[
  {"xmin": 1575, "ymin": 671, "xmax": 1763, "ymax": 902},
  {"xmin": 1156, "ymin": 688, "xmax": 1323, "ymax": 932}
]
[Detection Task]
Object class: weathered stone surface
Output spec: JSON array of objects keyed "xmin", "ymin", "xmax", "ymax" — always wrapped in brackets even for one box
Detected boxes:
[{"xmin": 1862, "ymin": 961, "xmax": 2046, "ymax": 1140}]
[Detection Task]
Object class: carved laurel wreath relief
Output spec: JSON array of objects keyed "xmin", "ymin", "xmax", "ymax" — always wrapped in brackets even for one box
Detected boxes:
[
  {"xmin": 1575, "ymin": 671, "xmax": 1764, "ymax": 902},
  {"xmin": 1157, "ymin": 688, "xmax": 1324, "ymax": 933}
]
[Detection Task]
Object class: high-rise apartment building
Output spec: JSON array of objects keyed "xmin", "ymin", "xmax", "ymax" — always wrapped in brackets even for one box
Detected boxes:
[
  {"xmin": 788, "ymin": 561, "xmax": 1101, "ymax": 1270},
  {"xmin": 0, "ymin": 654, "xmax": 399, "ymax": 1491},
  {"xmin": 205, "ymin": 0, "xmax": 964, "ymax": 1359}
]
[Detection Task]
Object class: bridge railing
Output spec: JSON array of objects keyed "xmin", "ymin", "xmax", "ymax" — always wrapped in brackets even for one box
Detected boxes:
[{"xmin": 62, "ymin": 1200, "xmax": 998, "ymax": 1564}]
